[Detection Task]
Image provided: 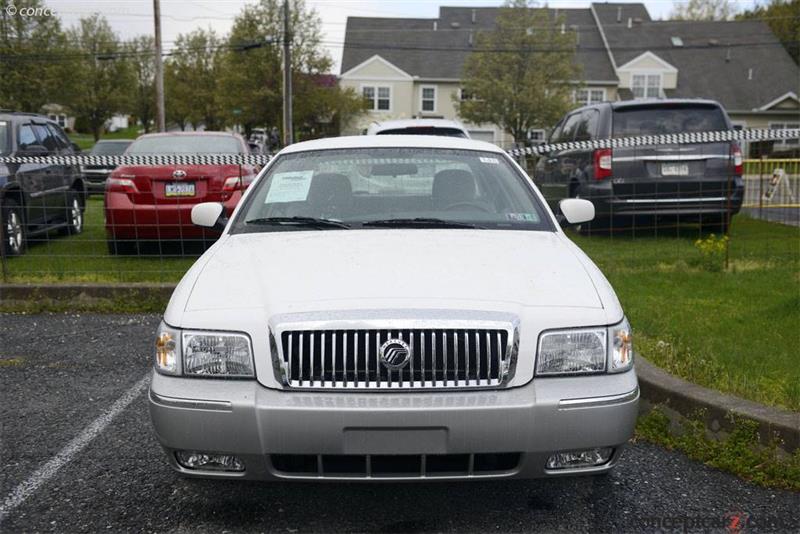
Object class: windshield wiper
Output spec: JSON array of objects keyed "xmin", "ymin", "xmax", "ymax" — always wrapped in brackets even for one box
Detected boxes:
[
  {"xmin": 362, "ymin": 218, "xmax": 483, "ymax": 229},
  {"xmin": 244, "ymin": 216, "xmax": 351, "ymax": 229}
]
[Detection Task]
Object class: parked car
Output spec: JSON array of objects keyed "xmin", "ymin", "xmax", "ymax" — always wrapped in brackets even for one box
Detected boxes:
[
  {"xmin": 367, "ymin": 119, "xmax": 471, "ymax": 138},
  {"xmin": 148, "ymin": 135, "xmax": 638, "ymax": 481},
  {"xmin": 0, "ymin": 111, "xmax": 86, "ymax": 256},
  {"xmin": 82, "ymin": 139, "xmax": 134, "ymax": 195},
  {"xmin": 535, "ymin": 99, "xmax": 744, "ymax": 233},
  {"xmin": 104, "ymin": 132, "xmax": 258, "ymax": 254}
]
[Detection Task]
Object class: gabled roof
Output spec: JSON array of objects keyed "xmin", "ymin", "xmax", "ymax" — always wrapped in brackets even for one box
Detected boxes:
[
  {"xmin": 601, "ymin": 18, "xmax": 800, "ymax": 110},
  {"xmin": 341, "ymin": 6, "xmax": 617, "ymax": 81}
]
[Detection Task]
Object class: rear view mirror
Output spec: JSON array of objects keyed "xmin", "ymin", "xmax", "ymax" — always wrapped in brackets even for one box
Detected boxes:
[
  {"xmin": 370, "ymin": 163, "xmax": 418, "ymax": 176},
  {"xmin": 558, "ymin": 198, "xmax": 595, "ymax": 225},
  {"xmin": 191, "ymin": 202, "xmax": 227, "ymax": 231}
]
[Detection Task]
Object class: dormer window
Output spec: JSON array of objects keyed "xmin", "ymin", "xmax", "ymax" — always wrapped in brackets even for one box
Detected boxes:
[{"xmin": 631, "ymin": 74, "xmax": 661, "ymax": 98}]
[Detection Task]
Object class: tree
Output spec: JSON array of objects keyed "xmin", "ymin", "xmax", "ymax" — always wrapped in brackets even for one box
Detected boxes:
[
  {"xmin": 217, "ymin": 0, "xmax": 363, "ymax": 139},
  {"xmin": 0, "ymin": 0, "xmax": 72, "ymax": 111},
  {"xmin": 671, "ymin": 0, "xmax": 739, "ymax": 20},
  {"xmin": 64, "ymin": 14, "xmax": 131, "ymax": 140},
  {"xmin": 125, "ymin": 35, "xmax": 155, "ymax": 132},
  {"xmin": 165, "ymin": 28, "xmax": 226, "ymax": 131},
  {"xmin": 456, "ymin": 0, "xmax": 579, "ymax": 144},
  {"xmin": 737, "ymin": 0, "xmax": 800, "ymax": 64}
]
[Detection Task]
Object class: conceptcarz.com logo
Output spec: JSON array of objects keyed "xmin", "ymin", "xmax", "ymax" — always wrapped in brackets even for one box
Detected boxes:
[
  {"xmin": 5, "ymin": 4, "xmax": 56, "ymax": 17},
  {"xmin": 637, "ymin": 511, "xmax": 751, "ymax": 533}
]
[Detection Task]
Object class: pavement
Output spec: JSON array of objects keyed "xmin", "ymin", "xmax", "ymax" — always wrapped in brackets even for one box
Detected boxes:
[{"xmin": 1, "ymin": 313, "xmax": 798, "ymax": 533}]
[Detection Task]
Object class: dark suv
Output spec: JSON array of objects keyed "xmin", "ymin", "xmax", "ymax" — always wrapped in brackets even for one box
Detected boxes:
[
  {"xmin": 535, "ymin": 99, "xmax": 744, "ymax": 233},
  {"xmin": 0, "ymin": 111, "xmax": 86, "ymax": 256}
]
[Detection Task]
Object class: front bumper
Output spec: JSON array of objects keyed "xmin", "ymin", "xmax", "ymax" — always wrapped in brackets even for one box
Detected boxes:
[{"xmin": 149, "ymin": 368, "xmax": 639, "ymax": 481}]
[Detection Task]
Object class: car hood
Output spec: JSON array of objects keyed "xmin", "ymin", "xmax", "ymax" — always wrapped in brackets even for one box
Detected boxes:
[{"xmin": 179, "ymin": 230, "xmax": 605, "ymax": 314}]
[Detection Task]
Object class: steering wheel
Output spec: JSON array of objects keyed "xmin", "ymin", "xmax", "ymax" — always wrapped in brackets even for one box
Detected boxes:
[{"xmin": 443, "ymin": 201, "xmax": 493, "ymax": 213}]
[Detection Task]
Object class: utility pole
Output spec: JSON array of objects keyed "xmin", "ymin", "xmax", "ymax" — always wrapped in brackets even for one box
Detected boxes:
[
  {"xmin": 153, "ymin": 0, "xmax": 166, "ymax": 132},
  {"xmin": 282, "ymin": 0, "xmax": 293, "ymax": 145}
]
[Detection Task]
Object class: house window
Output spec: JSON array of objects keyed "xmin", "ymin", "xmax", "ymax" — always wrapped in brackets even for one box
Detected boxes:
[
  {"xmin": 48, "ymin": 114, "xmax": 67, "ymax": 128},
  {"xmin": 528, "ymin": 129, "xmax": 546, "ymax": 144},
  {"xmin": 363, "ymin": 86, "xmax": 391, "ymax": 111},
  {"xmin": 770, "ymin": 122, "xmax": 800, "ymax": 147},
  {"xmin": 460, "ymin": 88, "xmax": 478, "ymax": 101},
  {"xmin": 421, "ymin": 86, "xmax": 436, "ymax": 112},
  {"xmin": 631, "ymin": 74, "xmax": 661, "ymax": 98},
  {"xmin": 574, "ymin": 88, "xmax": 605, "ymax": 106}
]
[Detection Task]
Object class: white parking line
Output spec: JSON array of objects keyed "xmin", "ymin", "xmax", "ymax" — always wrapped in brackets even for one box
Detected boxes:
[{"xmin": 0, "ymin": 373, "xmax": 150, "ymax": 525}]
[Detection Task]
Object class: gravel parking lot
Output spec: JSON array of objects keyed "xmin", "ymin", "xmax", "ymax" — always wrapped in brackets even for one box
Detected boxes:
[{"xmin": 1, "ymin": 314, "xmax": 798, "ymax": 533}]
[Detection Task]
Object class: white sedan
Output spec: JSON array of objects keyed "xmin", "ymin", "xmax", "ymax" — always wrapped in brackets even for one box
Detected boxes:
[{"xmin": 148, "ymin": 135, "xmax": 638, "ymax": 480}]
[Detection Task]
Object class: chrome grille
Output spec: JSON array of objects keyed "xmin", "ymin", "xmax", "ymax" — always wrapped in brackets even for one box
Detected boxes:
[{"xmin": 276, "ymin": 328, "xmax": 514, "ymax": 389}]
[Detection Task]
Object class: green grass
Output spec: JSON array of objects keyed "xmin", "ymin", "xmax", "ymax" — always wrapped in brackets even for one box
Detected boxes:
[
  {"xmin": 1, "ymin": 198, "xmax": 195, "ymax": 283},
  {"xmin": 636, "ymin": 407, "xmax": 800, "ymax": 490},
  {"xmin": 68, "ymin": 126, "xmax": 142, "ymax": 151},
  {"xmin": 2, "ymin": 201, "xmax": 799, "ymax": 412},
  {"xmin": 570, "ymin": 217, "xmax": 800, "ymax": 412}
]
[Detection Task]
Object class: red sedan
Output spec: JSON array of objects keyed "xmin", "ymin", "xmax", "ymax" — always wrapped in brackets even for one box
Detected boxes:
[{"xmin": 105, "ymin": 132, "xmax": 259, "ymax": 254}]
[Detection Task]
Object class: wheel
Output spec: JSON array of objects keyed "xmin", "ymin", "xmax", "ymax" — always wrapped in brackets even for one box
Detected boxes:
[
  {"xmin": 107, "ymin": 239, "xmax": 138, "ymax": 256},
  {"xmin": 59, "ymin": 194, "xmax": 84, "ymax": 236},
  {"xmin": 2, "ymin": 198, "xmax": 26, "ymax": 256}
]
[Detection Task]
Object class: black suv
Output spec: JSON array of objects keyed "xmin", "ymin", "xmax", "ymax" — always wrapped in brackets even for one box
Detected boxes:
[
  {"xmin": 0, "ymin": 111, "xmax": 86, "ymax": 256},
  {"xmin": 535, "ymin": 99, "xmax": 744, "ymax": 233}
]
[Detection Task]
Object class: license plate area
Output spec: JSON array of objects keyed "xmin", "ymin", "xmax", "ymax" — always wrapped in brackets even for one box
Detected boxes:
[
  {"xmin": 661, "ymin": 163, "xmax": 689, "ymax": 176},
  {"xmin": 165, "ymin": 182, "xmax": 195, "ymax": 197}
]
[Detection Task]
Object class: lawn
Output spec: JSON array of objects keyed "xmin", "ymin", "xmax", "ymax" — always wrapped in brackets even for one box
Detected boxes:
[
  {"xmin": 2, "ymin": 200, "xmax": 798, "ymax": 410},
  {"xmin": 1, "ymin": 197, "xmax": 195, "ymax": 283},
  {"xmin": 570, "ymin": 217, "xmax": 800, "ymax": 412},
  {"xmin": 68, "ymin": 126, "xmax": 142, "ymax": 151}
]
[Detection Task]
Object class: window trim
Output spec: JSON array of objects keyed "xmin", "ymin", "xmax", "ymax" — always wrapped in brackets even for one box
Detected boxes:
[
  {"xmin": 574, "ymin": 88, "xmax": 606, "ymax": 106},
  {"xmin": 420, "ymin": 85, "xmax": 437, "ymax": 113},
  {"xmin": 361, "ymin": 84, "xmax": 392, "ymax": 112},
  {"xmin": 770, "ymin": 121, "xmax": 800, "ymax": 147},
  {"xmin": 630, "ymin": 72, "xmax": 662, "ymax": 99}
]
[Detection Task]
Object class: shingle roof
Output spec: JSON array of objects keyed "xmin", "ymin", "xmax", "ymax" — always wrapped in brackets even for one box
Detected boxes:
[
  {"xmin": 341, "ymin": 7, "xmax": 618, "ymax": 81},
  {"xmin": 603, "ymin": 19, "xmax": 800, "ymax": 110}
]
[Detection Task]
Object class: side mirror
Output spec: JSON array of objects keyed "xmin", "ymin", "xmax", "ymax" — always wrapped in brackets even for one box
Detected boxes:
[
  {"xmin": 19, "ymin": 144, "xmax": 49, "ymax": 156},
  {"xmin": 558, "ymin": 198, "xmax": 595, "ymax": 226},
  {"xmin": 191, "ymin": 202, "xmax": 227, "ymax": 231}
]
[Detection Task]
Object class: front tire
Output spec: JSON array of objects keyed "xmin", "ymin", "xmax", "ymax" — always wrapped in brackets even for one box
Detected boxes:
[{"xmin": 2, "ymin": 198, "xmax": 26, "ymax": 256}]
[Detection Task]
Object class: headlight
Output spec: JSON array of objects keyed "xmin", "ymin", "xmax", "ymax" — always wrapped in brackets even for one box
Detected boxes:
[
  {"xmin": 183, "ymin": 331, "xmax": 254, "ymax": 377},
  {"xmin": 609, "ymin": 319, "xmax": 633, "ymax": 373},
  {"xmin": 153, "ymin": 322, "xmax": 254, "ymax": 378},
  {"xmin": 536, "ymin": 319, "xmax": 633, "ymax": 376},
  {"xmin": 536, "ymin": 328, "xmax": 607, "ymax": 375},
  {"xmin": 155, "ymin": 322, "xmax": 181, "ymax": 375}
]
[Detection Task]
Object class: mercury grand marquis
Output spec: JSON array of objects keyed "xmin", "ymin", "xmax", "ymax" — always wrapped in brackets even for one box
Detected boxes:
[{"xmin": 148, "ymin": 135, "xmax": 639, "ymax": 480}]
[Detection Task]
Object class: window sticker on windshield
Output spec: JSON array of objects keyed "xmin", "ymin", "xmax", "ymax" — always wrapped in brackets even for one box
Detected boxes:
[
  {"xmin": 506, "ymin": 213, "xmax": 537, "ymax": 222},
  {"xmin": 264, "ymin": 170, "xmax": 314, "ymax": 203},
  {"xmin": 480, "ymin": 157, "xmax": 499, "ymax": 164}
]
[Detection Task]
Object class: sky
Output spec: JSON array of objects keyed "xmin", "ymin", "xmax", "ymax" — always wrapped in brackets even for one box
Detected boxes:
[{"xmin": 47, "ymin": 0, "xmax": 762, "ymax": 72}]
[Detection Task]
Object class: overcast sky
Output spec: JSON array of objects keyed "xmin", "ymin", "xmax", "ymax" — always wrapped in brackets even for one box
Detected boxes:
[{"xmin": 48, "ymin": 0, "xmax": 760, "ymax": 72}]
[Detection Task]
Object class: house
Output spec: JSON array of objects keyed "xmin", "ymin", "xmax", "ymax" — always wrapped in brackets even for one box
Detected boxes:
[{"xmin": 339, "ymin": 3, "xmax": 800, "ymax": 154}]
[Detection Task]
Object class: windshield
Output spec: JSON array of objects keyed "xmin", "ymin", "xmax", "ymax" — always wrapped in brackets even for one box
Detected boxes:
[
  {"xmin": 377, "ymin": 127, "xmax": 468, "ymax": 138},
  {"xmin": 90, "ymin": 141, "xmax": 132, "ymax": 155},
  {"xmin": 234, "ymin": 147, "xmax": 553, "ymax": 232},
  {"xmin": 612, "ymin": 105, "xmax": 727, "ymax": 137},
  {"xmin": 127, "ymin": 135, "xmax": 241, "ymax": 154},
  {"xmin": 0, "ymin": 121, "xmax": 8, "ymax": 155}
]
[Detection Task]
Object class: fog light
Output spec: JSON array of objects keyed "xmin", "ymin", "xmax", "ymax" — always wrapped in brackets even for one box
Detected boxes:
[
  {"xmin": 175, "ymin": 451, "xmax": 245, "ymax": 472},
  {"xmin": 546, "ymin": 447, "xmax": 613, "ymax": 470}
]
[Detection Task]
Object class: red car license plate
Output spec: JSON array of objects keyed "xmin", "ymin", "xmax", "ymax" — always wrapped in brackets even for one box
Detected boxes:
[{"xmin": 165, "ymin": 182, "xmax": 195, "ymax": 197}]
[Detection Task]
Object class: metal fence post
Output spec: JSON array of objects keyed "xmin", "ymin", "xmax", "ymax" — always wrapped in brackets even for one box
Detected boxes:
[
  {"xmin": 758, "ymin": 156, "xmax": 764, "ymax": 218},
  {"xmin": 0, "ymin": 188, "xmax": 7, "ymax": 283}
]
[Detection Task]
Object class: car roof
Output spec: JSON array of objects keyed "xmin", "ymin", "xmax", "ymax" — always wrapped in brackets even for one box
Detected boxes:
[
  {"xmin": 279, "ymin": 135, "xmax": 505, "ymax": 155},
  {"xmin": 370, "ymin": 118, "xmax": 467, "ymax": 131},
  {"xmin": 0, "ymin": 111, "xmax": 58, "ymax": 123},
  {"xmin": 135, "ymin": 131, "xmax": 240, "ymax": 139},
  {"xmin": 609, "ymin": 98, "xmax": 723, "ymax": 110}
]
